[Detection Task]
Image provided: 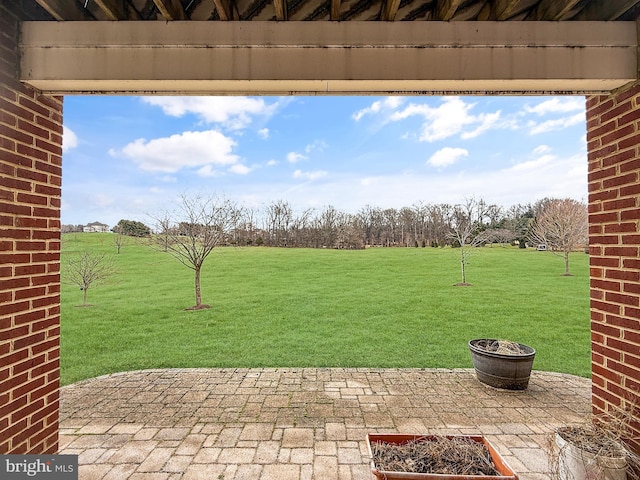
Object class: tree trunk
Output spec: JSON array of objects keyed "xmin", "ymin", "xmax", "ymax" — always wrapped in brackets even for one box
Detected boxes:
[
  {"xmin": 461, "ymin": 251, "xmax": 466, "ymax": 284},
  {"xmin": 83, "ymin": 287, "xmax": 88, "ymax": 305},
  {"xmin": 564, "ymin": 250, "xmax": 570, "ymax": 276},
  {"xmin": 195, "ymin": 266, "xmax": 202, "ymax": 306}
]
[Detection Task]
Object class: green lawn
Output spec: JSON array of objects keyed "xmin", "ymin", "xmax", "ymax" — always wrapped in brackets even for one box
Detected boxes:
[{"xmin": 60, "ymin": 233, "xmax": 591, "ymax": 385}]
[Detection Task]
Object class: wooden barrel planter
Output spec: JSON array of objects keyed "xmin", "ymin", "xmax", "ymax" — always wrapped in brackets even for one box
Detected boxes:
[{"xmin": 468, "ymin": 339, "xmax": 536, "ymax": 390}]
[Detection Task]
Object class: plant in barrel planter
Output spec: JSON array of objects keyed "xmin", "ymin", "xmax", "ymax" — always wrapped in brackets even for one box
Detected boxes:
[
  {"xmin": 367, "ymin": 433, "xmax": 519, "ymax": 479},
  {"xmin": 468, "ymin": 339, "xmax": 536, "ymax": 390},
  {"xmin": 552, "ymin": 416, "xmax": 640, "ymax": 480},
  {"xmin": 554, "ymin": 426, "xmax": 628, "ymax": 480}
]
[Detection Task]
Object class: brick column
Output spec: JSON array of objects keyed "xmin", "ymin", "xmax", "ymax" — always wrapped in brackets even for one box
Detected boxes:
[
  {"xmin": 0, "ymin": 2, "xmax": 62, "ymax": 453},
  {"xmin": 587, "ymin": 81, "xmax": 640, "ymax": 445}
]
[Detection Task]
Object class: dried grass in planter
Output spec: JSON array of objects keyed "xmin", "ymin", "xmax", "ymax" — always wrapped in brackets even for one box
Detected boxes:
[
  {"xmin": 481, "ymin": 339, "xmax": 529, "ymax": 356},
  {"xmin": 371, "ymin": 436, "xmax": 501, "ymax": 476},
  {"xmin": 556, "ymin": 426, "xmax": 627, "ymax": 458}
]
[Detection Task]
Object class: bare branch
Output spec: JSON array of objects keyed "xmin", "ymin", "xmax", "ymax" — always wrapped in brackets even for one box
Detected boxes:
[
  {"xmin": 63, "ymin": 250, "xmax": 116, "ymax": 306},
  {"xmin": 149, "ymin": 193, "xmax": 240, "ymax": 309},
  {"xmin": 530, "ymin": 198, "xmax": 588, "ymax": 276}
]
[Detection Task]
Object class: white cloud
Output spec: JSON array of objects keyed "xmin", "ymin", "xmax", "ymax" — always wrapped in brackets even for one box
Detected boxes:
[
  {"xmin": 427, "ymin": 147, "xmax": 469, "ymax": 168},
  {"xmin": 141, "ymin": 97, "xmax": 277, "ymax": 129},
  {"xmin": 293, "ymin": 170, "xmax": 328, "ymax": 181},
  {"xmin": 229, "ymin": 164, "xmax": 251, "ymax": 175},
  {"xmin": 353, "ymin": 97, "xmax": 405, "ymax": 121},
  {"xmin": 62, "ymin": 126, "xmax": 78, "ymax": 152},
  {"xmin": 287, "ymin": 152, "xmax": 307, "ymax": 164},
  {"xmin": 533, "ymin": 145, "xmax": 551, "ymax": 155},
  {"xmin": 390, "ymin": 98, "xmax": 475, "ymax": 142},
  {"xmin": 196, "ymin": 165, "xmax": 222, "ymax": 177},
  {"xmin": 461, "ymin": 111, "xmax": 502, "ymax": 139},
  {"xmin": 266, "ymin": 160, "xmax": 279, "ymax": 166},
  {"xmin": 508, "ymin": 154, "xmax": 555, "ymax": 172},
  {"xmin": 117, "ymin": 129, "xmax": 239, "ymax": 173},
  {"xmin": 258, "ymin": 128, "xmax": 270, "ymax": 139},
  {"xmin": 392, "ymin": 97, "xmax": 505, "ymax": 142},
  {"xmin": 525, "ymin": 97, "xmax": 584, "ymax": 116},
  {"xmin": 528, "ymin": 113, "xmax": 584, "ymax": 135},
  {"xmin": 353, "ymin": 97, "xmax": 510, "ymax": 142},
  {"xmin": 305, "ymin": 140, "xmax": 328, "ymax": 154}
]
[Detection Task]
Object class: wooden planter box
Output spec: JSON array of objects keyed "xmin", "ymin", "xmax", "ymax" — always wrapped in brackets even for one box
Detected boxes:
[{"xmin": 367, "ymin": 434, "xmax": 519, "ymax": 480}]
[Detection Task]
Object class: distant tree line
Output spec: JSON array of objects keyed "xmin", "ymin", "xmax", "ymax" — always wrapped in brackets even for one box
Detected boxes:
[
  {"xmin": 64, "ymin": 197, "xmax": 588, "ymax": 253},
  {"xmin": 230, "ymin": 198, "xmax": 539, "ymax": 250}
]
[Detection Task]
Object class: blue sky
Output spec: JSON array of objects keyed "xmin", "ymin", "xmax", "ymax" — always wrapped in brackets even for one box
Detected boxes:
[{"xmin": 61, "ymin": 95, "xmax": 588, "ymax": 228}]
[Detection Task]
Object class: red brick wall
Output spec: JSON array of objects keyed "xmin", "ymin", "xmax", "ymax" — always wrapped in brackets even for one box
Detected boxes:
[
  {"xmin": 587, "ymin": 81, "xmax": 640, "ymax": 443},
  {"xmin": 0, "ymin": 2, "xmax": 62, "ymax": 454}
]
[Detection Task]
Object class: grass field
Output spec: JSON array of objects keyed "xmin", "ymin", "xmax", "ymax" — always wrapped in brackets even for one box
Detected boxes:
[{"xmin": 60, "ymin": 233, "xmax": 591, "ymax": 385}]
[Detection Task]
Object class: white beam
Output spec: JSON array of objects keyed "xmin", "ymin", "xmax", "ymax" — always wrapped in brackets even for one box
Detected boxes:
[{"xmin": 20, "ymin": 21, "xmax": 637, "ymax": 95}]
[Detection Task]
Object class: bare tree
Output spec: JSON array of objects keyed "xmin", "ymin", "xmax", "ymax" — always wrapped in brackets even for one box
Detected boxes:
[
  {"xmin": 427, "ymin": 203, "xmax": 453, "ymax": 247},
  {"xmin": 113, "ymin": 225, "xmax": 126, "ymax": 254},
  {"xmin": 152, "ymin": 194, "xmax": 240, "ymax": 310},
  {"xmin": 531, "ymin": 198, "xmax": 588, "ymax": 276},
  {"xmin": 482, "ymin": 228, "xmax": 516, "ymax": 247},
  {"xmin": 64, "ymin": 250, "xmax": 115, "ymax": 306},
  {"xmin": 448, "ymin": 198, "xmax": 491, "ymax": 286},
  {"xmin": 264, "ymin": 200, "xmax": 293, "ymax": 247}
]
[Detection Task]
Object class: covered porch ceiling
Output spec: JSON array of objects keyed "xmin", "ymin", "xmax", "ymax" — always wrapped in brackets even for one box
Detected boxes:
[{"xmin": 28, "ymin": 0, "xmax": 640, "ymax": 23}]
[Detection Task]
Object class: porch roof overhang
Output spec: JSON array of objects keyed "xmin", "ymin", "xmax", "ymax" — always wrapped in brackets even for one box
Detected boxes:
[{"xmin": 19, "ymin": 20, "xmax": 638, "ymax": 96}]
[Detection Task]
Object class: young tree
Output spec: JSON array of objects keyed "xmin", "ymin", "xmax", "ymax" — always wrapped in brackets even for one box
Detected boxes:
[
  {"xmin": 448, "ymin": 198, "xmax": 491, "ymax": 286},
  {"xmin": 113, "ymin": 225, "xmax": 126, "ymax": 254},
  {"xmin": 63, "ymin": 250, "xmax": 116, "ymax": 306},
  {"xmin": 531, "ymin": 198, "xmax": 588, "ymax": 276},
  {"xmin": 152, "ymin": 194, "xmax": 240, "ymax": 310}
]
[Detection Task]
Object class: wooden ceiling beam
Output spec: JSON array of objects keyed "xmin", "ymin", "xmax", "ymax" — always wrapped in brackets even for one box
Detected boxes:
[
  {"xmin": 93, "ymin": 0, "xmax": 127, "ymax": 20},
  {"xmin": 575, "ymin": 0, "xmax": 640, "ymax": 20},
  {"xmin": 153, "ymin": 0, "xmax": 187, "ymax": 20},
  {"xmin": 492, "ymin": 0, "xmax": 519, "ymax": 20},
  {"xmin": 331, "ymin": 0, "xmax": 341, "ymax": 20},
  {"xmin": 450, "ymin": 0, "xmax": 486, "ymax": 20},
  {"xmin": 212, "ymin": 0, "xmax": 233, "ymax": 20},
  {"xmin": 381, "ymin": 0, "xmax": 401, "ymax": 20},
  {"xmin": 34, "ymin": 0, "xmax": 90, "ymax": 20},
  {"xmin": 436, "ymin": 0, "xmax": 464, "ymax": 21},
  {"xmin": 532, "ymin": 0, "xmax": 581, "ymax": 20},
  {"xmin": 273, "ymin": 0, "xmax": 288, "ymax": 20}
]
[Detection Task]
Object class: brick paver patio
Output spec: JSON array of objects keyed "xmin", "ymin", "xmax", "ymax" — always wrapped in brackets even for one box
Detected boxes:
[{"xmin": 59, "ymin": 368, "xmax": 591, "ymax": 479}]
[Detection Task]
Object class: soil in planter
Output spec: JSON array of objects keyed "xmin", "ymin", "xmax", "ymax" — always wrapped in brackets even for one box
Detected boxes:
[{"xmin": 371, "ymin": 436, "xmax": 501, "ymax": 476}]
